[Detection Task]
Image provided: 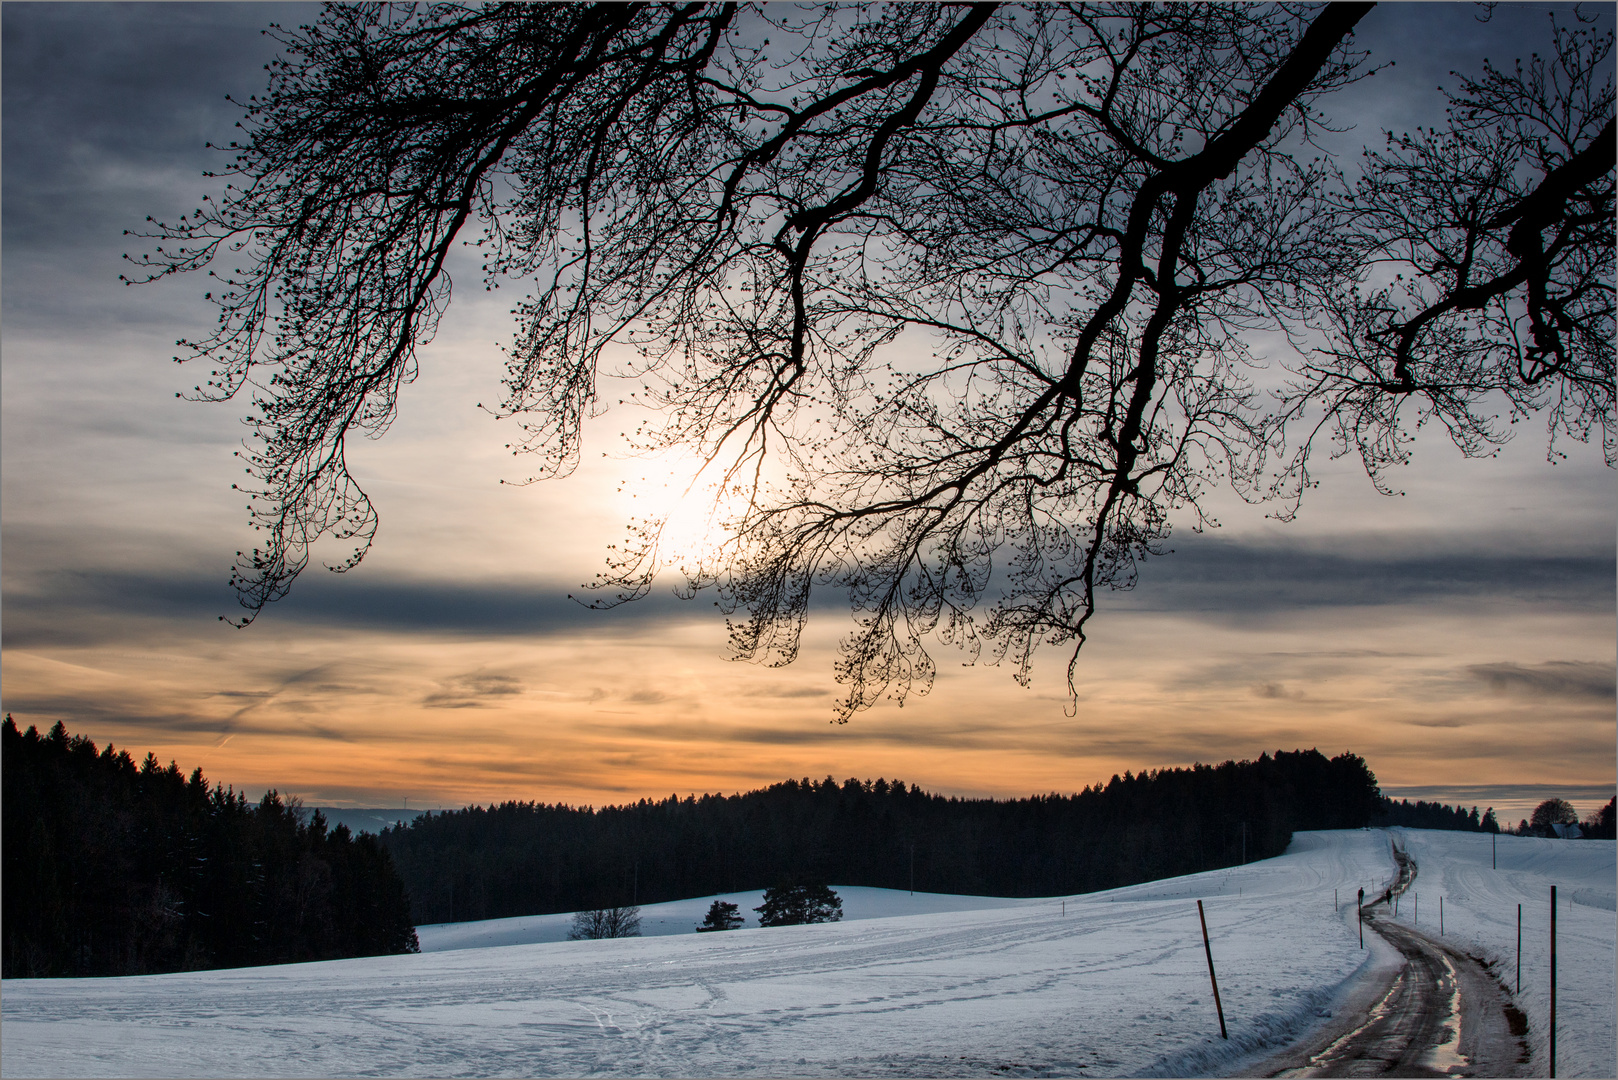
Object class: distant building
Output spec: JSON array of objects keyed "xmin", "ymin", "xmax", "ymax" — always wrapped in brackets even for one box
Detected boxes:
[{"xmin": 1550, "ymin": 822, "xmax": 1584, "ymax": 840}]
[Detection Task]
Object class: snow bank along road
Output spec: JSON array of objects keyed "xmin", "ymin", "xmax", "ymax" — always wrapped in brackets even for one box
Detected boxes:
[{"xmin": 2, "ymin": 829, "xmax": 1610, "ymax": 1078}]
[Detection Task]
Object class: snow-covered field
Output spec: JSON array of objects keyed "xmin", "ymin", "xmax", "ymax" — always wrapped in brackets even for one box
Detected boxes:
[
  {"xmin": 2, "ymin": 829, "xmax": 1610, "ymax": 1078},
  {"xmin": 1380, "ymin": 828, "xmax": 1615, "ymax": 1079}
]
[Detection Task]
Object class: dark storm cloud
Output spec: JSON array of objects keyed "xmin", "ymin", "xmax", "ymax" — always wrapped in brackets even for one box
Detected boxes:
[
  {"xmin": 1110, "ymin": 538, "xmax": 1614, "ymax": 617},
  {"xmin": 1468, "ymin": 661, "xmax": 1617, "ymax": 701},
  {"xmin": 3, "ymin": 3, "xmax": 314, "ymax": 329},
  {"xmin": 5, "ymin": 532, "xmax": 1612, "ymax": 651},
  {"xmin": 2, "ymin": 3, "xmax": 310, "ymax": 172},
  {"xmin": 0, "ymin": 566, "xmax": 720, "ymax": 648}
]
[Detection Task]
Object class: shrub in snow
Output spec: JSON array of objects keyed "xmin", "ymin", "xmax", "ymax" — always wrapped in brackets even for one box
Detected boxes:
[{"xmin": 567, "ymin": 906, "xmax": 641, "ymax": 939}]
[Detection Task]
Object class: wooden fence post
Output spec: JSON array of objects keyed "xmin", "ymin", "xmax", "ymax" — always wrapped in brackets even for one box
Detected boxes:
[
  {"xmin": 1197, "ymin": 900, "xmax": 1228, "ymax": 1039},
  {"xmin": 1550, "ymin": 886, "xmax": 1557, "ymax": 1079}
]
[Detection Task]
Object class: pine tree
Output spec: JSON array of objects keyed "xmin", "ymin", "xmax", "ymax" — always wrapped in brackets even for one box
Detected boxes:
[
  {"xmin": 756, "ymin": 883, "xmax": 842, "ymax": 927},
  {"xmin": 696, "ymin": 900, "xmax": 744, "ymax": 932}
]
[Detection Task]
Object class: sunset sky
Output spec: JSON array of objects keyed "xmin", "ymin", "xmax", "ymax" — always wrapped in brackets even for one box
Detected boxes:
[{"xmin": 3, "ymin": 3, "xmax": 1613, "ymax": 826}]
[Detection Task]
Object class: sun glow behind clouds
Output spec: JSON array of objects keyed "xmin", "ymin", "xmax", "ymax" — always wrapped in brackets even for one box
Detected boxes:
[
  {"xmin": 605, "ymin": 431, "xmax": 784, "ymax": 589},
  {"xmin": 610, "ymin": 451, "xmax": 732, "ymax": 583},
  {"xmin": 636, "ymin": 476, "xmax": 720, "ymax": 570}
]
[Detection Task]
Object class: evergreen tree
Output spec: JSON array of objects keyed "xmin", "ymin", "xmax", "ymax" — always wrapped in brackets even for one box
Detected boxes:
[
  {"xmin": 696, "ymin": 900, "xmax": 744, "ymax": 932},
  {"xmin": 756, "ymin": 883, "xmax": 842, "ymax": 927},
  {"xmin": 1585, "ymin": 797, "xmax": 1617, "ymax": 840},
  {"xmin": 2, "ymin": 716, "xmax": 418, "ymax": 977}
]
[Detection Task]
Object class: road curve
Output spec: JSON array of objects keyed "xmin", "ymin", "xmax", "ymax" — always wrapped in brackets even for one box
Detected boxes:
[{"xmin": 1251, "ymin": 847, "xmax": 1529, "ymax": 1078}]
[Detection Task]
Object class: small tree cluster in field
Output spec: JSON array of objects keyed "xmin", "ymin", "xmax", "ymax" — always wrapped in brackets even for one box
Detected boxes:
[
  {"xmin": 755, "ymin": 883, "xmax": 842, "ymax": 928},
  {"xmin": 1532, "ymin": 798, "xmax": 1580, "ymax": 829},
  {"xmin": 1510, "ymin": 796, "xmax": 1615, "ymax": 838},
  {"xmin": 696, "ymin": 900, "xmax": 744, "ymax": 932},
  {"xmin": 568, "ymin": 906, "xmax": 641, "ymax": 940}
]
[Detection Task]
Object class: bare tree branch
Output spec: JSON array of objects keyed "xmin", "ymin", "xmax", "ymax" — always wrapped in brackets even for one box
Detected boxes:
[{"xmin": 136, "ymin": 2, "xmax": 1614, "ymax": 718}]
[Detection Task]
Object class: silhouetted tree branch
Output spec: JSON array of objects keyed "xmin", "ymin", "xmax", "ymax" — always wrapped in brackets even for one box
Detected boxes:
[
  {"xmin": 131, "ymin": 3, "xmax": 1614, "ymax": 718},
  {"xmin": 1278, "ymin": 15, "xmax": 1614, "ymax": 488}
]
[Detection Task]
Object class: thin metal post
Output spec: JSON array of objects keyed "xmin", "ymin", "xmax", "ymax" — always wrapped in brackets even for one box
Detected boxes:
[
  {"xmin": 1550, "ymin": 886, "xmax": 1557, "ymax": 1078},
  {"xmin": 1357, "ymin": 887, "xmax": 1364, "ymax": 948},
  {"xmin": 1516, "ymin": 903, "xmax": 1521, "ymax": 994},
  {"xmin": 1197, "ymin": 900, "xmax": 1228, "ymax": 1039},
  {"xmin": 1492, "ymin": 830, "xmax": 1496, "ymax": 870}
]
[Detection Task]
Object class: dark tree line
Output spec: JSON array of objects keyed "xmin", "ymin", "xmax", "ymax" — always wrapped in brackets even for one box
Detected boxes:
[
  {"xmin": 1584, "ymin": 796, "xmax": 1617, "ymax": 838},
  {"xmin": 1375, "ymin": 799, "xmax": 1497, "ymax": 833},
  {"xmin": 2, "ymin": 717, "xmax": 418, "ymax": 978},
  {"xmin": 1516, "ymin": 794, "xmax": 1615, "ymax": 837},
  {"xmin": 1374, "ymin": 795, "xmax": 1618, "ymax": 838},
  {"xmin": 380, "ymin": 748, "xmax": 1381, "ymax": 925}
]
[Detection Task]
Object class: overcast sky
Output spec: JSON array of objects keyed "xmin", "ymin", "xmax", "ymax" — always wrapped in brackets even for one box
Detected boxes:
[{"xmin": 3, "ymin": 3, "xmax": 1612, "ymax": 823}]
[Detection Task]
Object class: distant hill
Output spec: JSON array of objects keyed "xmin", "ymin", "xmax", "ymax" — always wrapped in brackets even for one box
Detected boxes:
[{"xmin": 312, "ymin": 808, "xmax": 429, "ymax": 835}]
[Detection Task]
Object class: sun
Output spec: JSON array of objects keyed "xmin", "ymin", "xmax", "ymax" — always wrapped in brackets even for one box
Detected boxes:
[{"xmin": 615, "ymin": 453, "xmax": 730, "ymax": 576}]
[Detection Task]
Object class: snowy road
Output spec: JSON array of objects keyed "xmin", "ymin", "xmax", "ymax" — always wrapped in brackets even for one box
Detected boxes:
[
  {"xmin": 1258, "ymin": 914, "xmax": 1528, "ymax": 1077},
  {"xmin": 1373, "ymin": 830, "xmax": 1615, "ymax": 1078},
  {"xmin": 2, "ymin": 830, "xmax": 1610, "ymax": 1078}
]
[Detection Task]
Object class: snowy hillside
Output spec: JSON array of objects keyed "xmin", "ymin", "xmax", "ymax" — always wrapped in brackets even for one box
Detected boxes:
[{"xmin": 2, "ymin": 829, "xmax": 1611, "ymax": 1078}]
